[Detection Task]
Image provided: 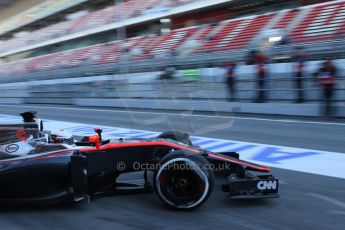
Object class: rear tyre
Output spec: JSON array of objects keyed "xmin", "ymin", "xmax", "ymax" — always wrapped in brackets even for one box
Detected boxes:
[
  {"xmin": 153, "ymin": 151, "xmax": 213, "ymax": 210},
  {"xmin": 157, "ymin": 131, "xmax": 193, "ymax": 146}
]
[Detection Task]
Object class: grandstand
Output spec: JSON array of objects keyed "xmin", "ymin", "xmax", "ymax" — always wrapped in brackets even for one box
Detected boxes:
[{"xmin": 0, "ymin": 0, "xmax": 344, "ymax": 78}]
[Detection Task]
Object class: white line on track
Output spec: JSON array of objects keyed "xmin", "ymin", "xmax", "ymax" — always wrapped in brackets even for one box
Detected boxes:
[
  {"xmin": 1, "ymin": 104, "xmax": 344, "ymax": 126},
  {"xmin": 329, "ymin": 211, "xmax": 345, "ymax": 215},
  {"xmin": 1, "ymin": 112, "xmax": 345, "ymax": 179},
  {"xmin": 44, "ymin": 120, "xmax": 345, "ymax": 179},
  {"xmin": 308, "ymin": 193, "xmax": 345, "ymax": 209}
]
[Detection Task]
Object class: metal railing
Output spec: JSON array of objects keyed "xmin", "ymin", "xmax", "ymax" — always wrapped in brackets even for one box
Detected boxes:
[{"xmin": 0, "ymin": 39, "xmax": 344, "ymax": 84}]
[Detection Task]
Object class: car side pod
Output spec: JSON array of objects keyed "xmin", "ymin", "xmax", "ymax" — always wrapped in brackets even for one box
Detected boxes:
[
  {"xmin": 71, "ymin": 151, "xmax": 88, "ymax": 202},
  {"xmin": 222, "ymin": 174, "xmax": 279, "ymax": 199}
]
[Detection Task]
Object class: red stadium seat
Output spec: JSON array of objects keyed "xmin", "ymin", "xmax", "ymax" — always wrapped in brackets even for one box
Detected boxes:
[
  {"xmin": 272, "ymin": 9, "xmax": 300, "ymax": 29},
  {"xmin": 290, "ymin": 1, "xmax": 345, "ymax": 43},
  {"xmin": 0, "ymin": 0, "xmax": 189, "ymax": 53},
  {"xmin": 1, "ymin": 0, "xmax": 345, "ymax": 75}
]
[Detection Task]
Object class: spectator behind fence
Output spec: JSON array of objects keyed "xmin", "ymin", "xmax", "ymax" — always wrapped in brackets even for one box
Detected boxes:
[
  {"xmin": 251, "ymin": 50, "xmax": 268, "ymax": 103},
  {"xmin": 293, "ymin": 47, "xmax": 307, "ymax": 103},
  {"xmin": 316, "ymin": 59, "xmax": 337, "ymax": 117},
  {"xmin": 225, "ymin": 59, "xmax": 237, "ymax": 101}
]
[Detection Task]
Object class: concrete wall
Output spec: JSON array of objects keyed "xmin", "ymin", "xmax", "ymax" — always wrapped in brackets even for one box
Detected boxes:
[
  {"xmin": 1, "ymin": 59, "xmax": 343, "ymax": 102},
  {"xmin": 0, "ymin": 60, "xmax": 344, "ymax": 117}
]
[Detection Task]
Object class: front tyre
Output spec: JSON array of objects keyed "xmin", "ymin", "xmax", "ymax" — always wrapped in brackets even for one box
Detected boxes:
[{"xmin": 153, "ymin": 151, "xmax": 213, "ymax": 210}]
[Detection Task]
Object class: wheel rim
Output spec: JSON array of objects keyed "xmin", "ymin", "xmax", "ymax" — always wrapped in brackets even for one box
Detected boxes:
[{"xmin": 156, "ymin": 158, "xmax": 209, "ymax": 209}]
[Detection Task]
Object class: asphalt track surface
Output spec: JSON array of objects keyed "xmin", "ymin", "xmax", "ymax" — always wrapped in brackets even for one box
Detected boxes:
[{"xmin": 0, "ymin": 104, "xmax": 344, "ymax": 230}]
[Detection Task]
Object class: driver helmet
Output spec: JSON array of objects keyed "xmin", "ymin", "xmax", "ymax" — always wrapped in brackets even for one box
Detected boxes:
[{"xmin": 51, "ymin": 129, "xmax": 74, "ymax": 145}]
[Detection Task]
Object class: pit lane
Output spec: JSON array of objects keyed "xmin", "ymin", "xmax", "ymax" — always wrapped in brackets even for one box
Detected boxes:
[{"xmin": 0, "ymin": 104, "xmax": 344, "ymax": 230}]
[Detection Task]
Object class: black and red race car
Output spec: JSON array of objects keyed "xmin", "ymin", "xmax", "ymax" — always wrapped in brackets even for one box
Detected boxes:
[{"xmin": 0, "ymin": 112, "xmax": 279, "ymax": 210}]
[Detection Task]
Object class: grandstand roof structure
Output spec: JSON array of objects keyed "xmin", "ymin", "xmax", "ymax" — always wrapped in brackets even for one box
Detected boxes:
[
  {"xmin": 0, "ymin": 0, "xmax": 14, "ymax": 10},
  {"xmin": 0, "ymin": 0, "xmax": 89, "ymax": 36}
]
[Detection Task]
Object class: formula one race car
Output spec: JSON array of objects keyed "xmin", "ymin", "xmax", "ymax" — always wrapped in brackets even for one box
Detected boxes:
[{"xmin": 0, "ymin": 112, "xmax": 279, "ymax": 209}]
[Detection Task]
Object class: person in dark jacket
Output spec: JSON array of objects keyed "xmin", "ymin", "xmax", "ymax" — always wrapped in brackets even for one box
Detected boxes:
[
  {"xmin": 317, "ymin": 59, "xmax": 337, "ymax": 117},
  {"xmin": 225, "ymin": 59, "xmax": 237, "ymax": 101},
  {"xmin": 293, "ymin": 47, "xmax": 307, "ymax": 103},
  {"xmin": 254, "ymin": 51, "xmax": 268, "ymax": 103}
]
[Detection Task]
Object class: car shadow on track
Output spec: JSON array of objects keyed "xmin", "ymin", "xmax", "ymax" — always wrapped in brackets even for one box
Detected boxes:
[
  {"xmin": 0, "ymin": 202, "xmax": 87, "ymax": 214},
  {"xmin": 0, "ymin": 177, "xmax": 278, "ymax": 213}
]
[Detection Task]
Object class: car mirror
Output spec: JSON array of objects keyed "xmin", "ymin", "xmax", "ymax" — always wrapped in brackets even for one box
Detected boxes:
[{"xmin": 88, "ymin": 135, "xmax": 100, "ymax": 149}]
